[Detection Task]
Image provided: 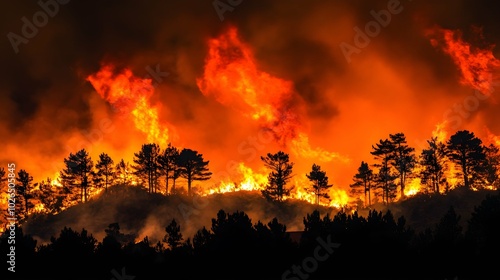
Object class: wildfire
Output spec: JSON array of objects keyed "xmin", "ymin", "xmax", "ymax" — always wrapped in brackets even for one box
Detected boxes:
[
  {"xmin": 196, "ymin": 26, "xmax": 298, "ymax": 145},
  {"xmin": 196, "ymin": 26, "xmax": 347, "ymax": 163},
  {"xmin": 51, "ymin": 172, "xmax": 62, "ymax": 187},
  {"xmin": 291, "ymin": 133, "xmax": 349, "ymax": 163},
  {"xmin": 33, "ymin": 203, "xmax": 45, "ymax": 212},
  {"xmin": 203, "ymin": 162, "xmax": 350, "ymax": 209},
  {"xmin": 203, "ymin": 162, "xmax": 267, "ymax": 195},
  {"xmin": 87, "ymin": 64, "xmax": 172, "ymax": 147},
  {"xmin": 486, "ymin": 130, "xmax": 500, "ymax": 148},
  {"xmin": 428, "ymin": 27, "xmax": 500, "ymax": 95},
  {"xmin": 327, "ymin": 188, "xmax": 350, "ymax": 209},
  {"xmin": 405, "ymin": 178, "xmax": 422, "ymax": 197}
]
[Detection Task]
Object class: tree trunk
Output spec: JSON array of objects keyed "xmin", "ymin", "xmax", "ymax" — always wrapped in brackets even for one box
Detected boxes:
[
  {"xmin": 400, "ymin": 173, "xmax": 405, "ymax": 199},
  {"xmin": 463, "ymin": 161, "xmax": 469, "ymax": 189},
  {"xmin": 165, "ymin": 172, "xmax": 169, "ymax": 195},
  {"xmin": 368, "ymin": 187, "xmax": 371, "ymax": 207},
  {"xmin": 25, "ymin": 197, "xmax": 29, "ymax": 217}
]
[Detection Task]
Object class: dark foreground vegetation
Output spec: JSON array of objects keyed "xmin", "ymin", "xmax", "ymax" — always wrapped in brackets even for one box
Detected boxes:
[{"xmin": 1, "ymin": 187, "xmax": 499, "ymax": 280}]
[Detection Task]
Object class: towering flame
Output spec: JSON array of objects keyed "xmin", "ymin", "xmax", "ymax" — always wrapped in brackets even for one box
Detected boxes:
[
  {"xmin": 196, "ymin": 26, "xmax": 347, "ymax": 163},
  {"xmin": 428, "ymin": 27, "xmax": 500, "ymax": 95},
  {"xmin": 196, "ymin": 26, "xmax": 298, "ymax": 145},
  {"xmin": 87, "ymin": 65, "xmax": 172, "ymax": 147}
]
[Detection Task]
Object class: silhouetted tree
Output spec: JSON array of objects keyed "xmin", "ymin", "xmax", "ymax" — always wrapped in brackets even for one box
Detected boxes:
[
  {"xmin": 16, "ymin": 169, "xmax": 34, "ymax": 218},
  {"xmin": 158, "ymin": 143, "xmax": 180, "ymax": 195},
  {"xmin": 465, "ymin": 193, "xmax": 500, "ymax": 261},
  {"xmin": 102, "ymin": 222, "xmax": 135, "ymax": 247},
  {"xmin": 371, "ymin": 139, "xmax": 398, "ymax": 204},
  {"xmin": 95, "ymin": 152, "xmax": 114, "ymax": 191},
  {"xmin": 446, "ymin": 130, "xmax": 486, "ymax": 190},
  {"xmin": 482, "ymin": 143, "xmax": 500, "ymax": 188},
  {"xmin": 434, "ymin": 206, "xmax": 463, "ymax": 245},
  {"xmin": 96, "ymin": 223, "xmax": 127, "ymax": 270},
  {"xmin": 261, "ymin": 151, "xmax": 293, "ymax": 202},
  {"xmin": 193, "ymin": 226, "xmax": 213, "ymax": 251},
  {"xmin": 60, "ymin": 149, "xmax": 94, "ymax": 203},
  {"xmin": 210, "ymin": 210, "xmax": 256, "ymax": 254},
  {"xmin": 133, "ymin": 143, "xmax": 161, "ymax": 193},
  {"xmin": 306, "ymin": 164, "xmax": 333, "ymax": 205},
  {"xmin": 44, "ymin": 227, "xmax": 98, "ymax": 275},
  {"xmin": 177, "ymin": 148, "xmax": 212, "ymax": 196},
  {"xmin": 164, "ymin": 219, "xmax": 183, "ymax": 249},
  {"xmin": 115, "ymin": 159, "xmax": 132, "ymax": 185},
  {"xmin": 351, "ymin": 161, "xmax": 374, "ymax": 207},
  {"xmin": 390, "ymin": 133, "xmax": 417, "ymax": 198},
  {"xmin": 419, "ymin": 137, "xmax": 448, "ymax": 194}
]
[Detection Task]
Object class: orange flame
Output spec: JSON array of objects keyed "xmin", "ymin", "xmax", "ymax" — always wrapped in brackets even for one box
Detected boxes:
[
  {"xmin": 196, "ymin": 26, "xmax": 347, "ymax": 163},
  {"xmin": 203, "ymin": 162, "xmax": 267, "ymax": 195},
  {"xmin": 428, "ymin": 27, "xmax": 500, "ymax": 95},
  {"xmin": 51, "ymin": 172, "xmax": 62, "ymax": 187},
  {"xmin": 196, "ymin": 26, "xmax": 298, "ymax": 145},
  {"xmin": 486, "ymin": 130, "xmax": 500, "ymax": 148},
  {"xmin": 432, "ymin": 121, "xmax": 448, "ymax": 143},
  {"xmin": 87, "ymin": 64, "xmax": 171, "ymax": 147},
  {"xmin": 203, "ymin": 161, "xmax": 350, "ymax": 209},
  {"xmin": 405, "ymin": 177, "xmax": 422, "ymax": 197},
  {"xmin": 291, "ymin": 132, "xmax": 349, "ymax": 163}
]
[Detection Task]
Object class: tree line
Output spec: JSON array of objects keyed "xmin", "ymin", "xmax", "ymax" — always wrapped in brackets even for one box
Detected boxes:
[
  {"xmin": 350, "ymin": 130, "xmax": 499, "ymax": 206},
  {"xmin": 1, "ymin": 142, "xmax": 337, "ymax": 223},
  {"xmin": 2, "ymin": 191, "xmax": 499, "ymax": 279},
  {"xmin": 1, "ymin": 129, "xmax": 498, "ymax": 223},
  {"xmin": 0, "ymin": 143, "xmax": 212, "ymax": 222}
]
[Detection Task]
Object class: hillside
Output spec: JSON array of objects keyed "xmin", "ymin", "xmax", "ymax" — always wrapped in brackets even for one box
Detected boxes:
[
  {"xmin": 22, "ymin": 184, "xmax": 498, "ymax": 245},
  {"xmin": 22, "ymin": 184, "xmax": 336, "ymax": 244}
]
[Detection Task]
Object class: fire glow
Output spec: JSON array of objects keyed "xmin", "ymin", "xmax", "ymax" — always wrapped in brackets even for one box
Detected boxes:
[
  {"xmin": 196, "ymin": 26, "xmax": 347, "ymax": 163},
  {"xmin": 3, "ymin": 22, "xmax": 500, "ymax": 223},
  {"xmin": 428, "ymin": 27, "xmax": 500, "ymax": 95},
  {"xmin": 86, "ymin": 65, "xmax": 172, "ymax": 147}
]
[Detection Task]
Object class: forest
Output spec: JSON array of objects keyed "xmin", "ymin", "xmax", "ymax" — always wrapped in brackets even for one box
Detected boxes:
[
  {"xmin": 2, "ymin": 129, "xmax": 499, "ymax": 220},
  {"xmin": 1, "ymin": 128, "xmax": 500, "ymax": 280}
]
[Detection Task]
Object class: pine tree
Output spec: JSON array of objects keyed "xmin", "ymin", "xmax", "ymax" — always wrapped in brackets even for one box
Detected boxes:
[
  {"xmin": 261, "ymin": 151, "xmax": 293, "ymax": 202},
  {"xmin": 133, "ymin": 143, "xmax": 161, "ymax": 193},
  {"xmin": 351, "ymin": 161, "xmax": 374, "ymax": 207},
  {"xmin": 306, "ymin": 164, "xmax": 333, "ymax": 205},
  {"xmin": 446, "ymin": 130, "xmax": 486, "ymax": 189},
  {"xmin": 389, "ymin": 133, "xmax": 417, "ymax": 199},
  {"xmin": 95, "ymin": 153, "xmax": 115, "ymax": 191},
  {"xmin": 60, "ymin": 149, "xmax": 94, "ymax": 203},
  {"xmin": 419, "ymin": 137, "xmax": 448, "ymax": 194},
  {"xmin": 158, "ymin": 143, "xmax": 180, "ymax": 195},
  {"xmin": 177, "ymin": 148, "xmax": 212, "ymax": 196}
]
